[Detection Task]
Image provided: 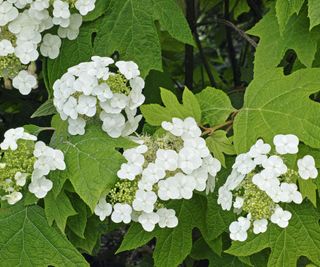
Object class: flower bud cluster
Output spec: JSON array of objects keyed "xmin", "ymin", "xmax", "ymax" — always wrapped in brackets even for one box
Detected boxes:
[
  {"xmin": 0, "ymin": 0, "xmax": 96, "ymax": 94},
  {"xmin": 218, "ymin": 134, "xmax": 318, "ymax": 242},
  {"xmin": 53, "ymin": 57, "xmax": 145, "ymax": 138},
  {"xmin": 0, "ymin": 127, "xmax": 66, "ymax": 204},
  {"xmin": 94, "ymin": 117, "xmax": 222, "ymax": 232}
]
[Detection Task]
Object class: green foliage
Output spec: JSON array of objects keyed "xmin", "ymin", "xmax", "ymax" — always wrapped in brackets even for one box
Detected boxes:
[
  {"xmin": 196, "ymin": 87, "xmax": 235, "ymax": 126},
  {"xmin": 226, "ymin": 202, "xmax": 320, "ymax": 267},
  {"xmin": 248, "ymin": 7, "xmax": 320, "ymax": 75},
  {"xmin": 50, "ymin": 122, "xmax": 135, "ymax": 210},
  {"xmin": 141, "ymin": 87, "xmax": 201, "ymax": 126},
  {"xmin": 0, "ymin": 205, "xmax": 88, "ymax": 266},
  {"xmin": 206, "ymin": 130, "xmax": 235, "ymax": 168},
  {"xmin": 118, "ymin": 193, "xmax": 234, "ymax": 267},
  {"xmin": 275, "ymin": 0, "xmax": 305, "ymax": 33},
  {"xmin": 233, "ymin": 68, "xmax": 320, "ymax": 153},
  {"xmin": 44, "ymin": 190, "xmax": 77, "ymax": 233},
  {"xmin": 93, "ymin": 0, "xmax": 193, "ymax": 77},
  {"xmin": 31, "ymin": 99, "xmax": 56, "ymax": 118}
]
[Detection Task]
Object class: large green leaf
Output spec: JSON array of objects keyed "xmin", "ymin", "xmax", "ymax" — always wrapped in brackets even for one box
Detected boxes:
[
  {"xmin": 93, "ymin": 0, "xmax": 193, "ymax": 77},
  {"xmin": 206, "ymin": 130, "xmax": 235, "ymax": 167},
  {"xmin": 248, "ymin": 7, "xmax": 320, "ymax": 75},
  {"xmin": 118, "ymin": 192, "xmax": 234, "ymax": 267},
  {"xmin": 226, "ymin": 202, "xmax": 320, "ymax": 267},
  {"xmin": 275, "ymin": 0, "xmax": 305, "ymax": 33},
  {"xmin": 0, "ymin": 205, "xmax": 88, "ymax": 266},
  {"xmin": 233, "ymin": 68, "xmax": 320, "ymax": 153},
  {"xmin": 44, "ymin": 190, "xmax": 77, "ymax": 233},
  {"xmin": 308, "ymin": 0, "xmax": 320, "ymax": 29},
  {"xmin": 141, "ymin": 87, "xmax": 202, "ymax": 126},
  {"xmin": 196, "ymin": 87, "xmax": 235, "ymax": 127},
  {"xmin": 50, "ymin": 122, "xmax": 135, "ymax": 210}
]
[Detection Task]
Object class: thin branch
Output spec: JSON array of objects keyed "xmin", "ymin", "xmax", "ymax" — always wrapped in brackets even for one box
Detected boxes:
[
  {"xmin": 185, "ymin": 0, "xmax": 195, "ymax": 90},
  {"xmin": 194, "ymin": 31, "xmax": 216, "ymax": 87},
  {"xmin": 224, "ymin": 0, "xmax": 241, "ymax": 87}
]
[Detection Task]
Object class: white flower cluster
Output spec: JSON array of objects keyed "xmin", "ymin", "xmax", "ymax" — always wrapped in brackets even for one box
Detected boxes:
[
  {"xmin": 53, "ymin": 57, "xmax": 145, "ymax": 138},
  {"xmin": 0, "ymin": 0, "xmax": 96, "ymax": 94},
  {"xmin": 218, "ymin": 134, "xmax": 318, "ymax": 242},
  {"xmin": 0, "ymin": 127, "xmax": 66, "ymax": 204},
  {"xmin": 94, "ymin": 117, "xmax": 221, "ymax": 231}
]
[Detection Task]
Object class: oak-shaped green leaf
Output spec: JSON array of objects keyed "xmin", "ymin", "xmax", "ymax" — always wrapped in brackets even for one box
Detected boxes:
[
  {"xmin": 233, "ymin": 68, "xmax": 320, "ymax": 153},
  {"xmin": 226, "ymin": 202, "xmax": 320, "ymax": 267},
  {"xmin": 0, "ymin": 205, "xmax": 88, "ymax": 266},
  {"xmin": 44, "ymin": 190, "xmax": 77, "ymax": 233},
  {"xmin": 206, "ymin": 130, "xmax": 235, "ymax": 167},
  {"xmin": 191, "ymin": 237, "xmax": 250, "ymax": 267},
  {"xmin": 275, "ymin": 0, "xmax": 304, "ymax": 33},
  {"xmin": 141, "ymin": 87, "xmax": 201, "ymax": 126},
  {"xmin": 50, "ymin": 122, "xmax": 135, "ymax": 210},
  {"xmin": 93, "ymin": 0, "xmax": 193, "ymax": 77},
  {"xmin": 249, "ymin": 7, "xmax": 320, "ymax": 75},
  {"xmin": 117, "ymin": 195, "xmax": 207, "ymax": 267},
  {"xmin": 31, "ymin": 99, "xmax": 56, "ymax": 118},
  {"xmin": 196, "ymin": 87, "xmax": 235, "ymax": 127},
  {"xmin": 308, "ymin": 0, "xmax": 320, "ymax": 29},
  {"xmin": 118, "ymin": 193, "xmax": 234, "ymax": 267}
]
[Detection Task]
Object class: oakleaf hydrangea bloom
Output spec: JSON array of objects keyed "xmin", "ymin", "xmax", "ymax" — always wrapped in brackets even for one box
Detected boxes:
[
  {"xmin": 0, "ymin": 0, "xmax": 96, "ymax": 94},
  {"xmin": 218, "ymin": 135, "xmax": 318, "ymax": 241},
  {"xmin": 53, "ymin": 57, "xmax": 145, "ymax": 138},
  {"xmin": 0, "ymin": 127, "xmax": 66, "ymax": 204},
  {"xmin": 94, "ymin": 117, "xmax": 222, "ymax": 232}
]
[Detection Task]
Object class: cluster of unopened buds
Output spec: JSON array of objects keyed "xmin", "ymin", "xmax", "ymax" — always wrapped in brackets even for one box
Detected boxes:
[
  {"xmin": 94, "ymin": 117, "xmax": 222, "ymax": 231},
  {"xmin": 0, "ymin": 127, "xmax": 65, "ymax": 204},
  {"xmin": 218, "ymin": 134, "xmax": 318, "ymax": 241},
  {"xmin": 53, "ymin": 57, "xmax": 145, "ymax": 138},
  {"xmin": 0, "ymin": 0, "xmax": 96, "ymax": 94}
]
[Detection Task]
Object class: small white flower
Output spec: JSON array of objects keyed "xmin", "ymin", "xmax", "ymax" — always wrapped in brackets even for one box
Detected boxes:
[
  {"xmin": 138, "ymin": 212, "xmax": 159, "ymax": 232},
  {"xmin": 75, "ymin": 0, "xmax": 95, "ymax": 16},
  {"xmin": 15, "ymin": 41, "xmax": 39, "ymax": 64},
  {"xmin": 270, "ymin": 206, "xmax": 292, "ymax": 228},
  {"xmin": 280, "ymin": 183, "xmax": 302, "ymax": 204},
  {"xmin": 58, "ymin": 13, "xmax": 82, "ymax": 40},
  {"xmin": 132, "ymin": 189, "xmax": 157, "ymax": 213},
  {"xmin": 157, "ymin": 178, "xmax": 180, "ymax": 200},
  {"xmin": 181, "ymin": 117, "xmax": 201, "ymax": 139},
  {"xmin": 117, "ymin": 163, "xmax": 142, "ymax": 181},
  {"xmin": 6, "ymin": 191, "xmax": 23, "ymax": 205},
  {"xmin": 184, "ymin": 138, "xmax": 209, "ymax": 158},
  {"xmin": 229, "ymin": 216, "xmax": 250, "ymax": 242},
  {"xmin": 218, "ymin": 186, "xmax": 233, "ymax": 210},
  {"xmin": 297, "ymin": 155, "xmax": 318, "ymax": 180},
  {"xmin": 262, "ymin": 155, "xmax": 287, "ymax": 177},
  {"xmin": 101, "ymin": 113, "xmax": 125, "ymax": 138},
  {"xmin": 12, "ymin": 70, "xmax": 37, "ymax": 95},
  {"xmin": 94, "ymin": 197, "xmax": 112, "ymax": 221},
  {"xmin": 253, "ymin": 219, "xmax": 268, "ymax": 234},
  {"xmin": 155, "ymin": 149, "xmax": 178, "ymax": 171},
  {"xmin": 14, "ymin": 172, "xmax": 28, "ymax": 186},
  {"xmin": 157, "ymin": 208, "xmax": 178, "ymax": 228},
  {"xmin": 40, "ymin": 34, "xmax": 61, "ymax": 59},
  {"xmin": 178, "ymin": 147, "xmax": 202, "ymax": 174},
  {"xmin": 111, "ymin": 203, "xmax": 132, "ymax": 224},
  {"xmin": 273, "ymin": 134, "xmax": 299, "ymax": 155},
  {"xmin": 0, "ymin": 39, "xmax": 14, "ymax": 56},
  {"xmin": 68, "ymin": 117, "xmax": 86, "ymax": 135},
  {"xmin": 202, "ymin": 155, "xmax": 221, "ymax": 177},
  {"xmin": 224, "ymin": 169, "xmax": 245, "ymax": 191},
  {"xmin": 76, "ymin": 95, "xmax": 97, "ymax": 117},
  {"xmin": 233, "ymin": 196, "xmax": 244, "ymax": 209},
  {"xmin": 142, "ymin": 163, "xmax": 166, "ymax": 183},
  {"xmin": 233, "ymin": 153, "xmax": 256, "ymax": 175},
  {"xmin": 0, "ymin": 2, "xmax": 18, "ymax": 26},
  {"xmin": 252, "ymin": 169, "xmax": 279, "ymax": 192},
  {"xmin": 174, "ymin": 173, "xmax": 196, "ymax": 199},
  {"xmin": 115, "ymin": 61, "xmax": 140, "ymax": 80},
  {"xmin": 28, "ymin": 176, "xmax": 53, "ymax": 198}
]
